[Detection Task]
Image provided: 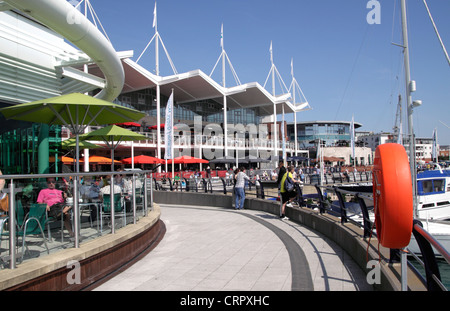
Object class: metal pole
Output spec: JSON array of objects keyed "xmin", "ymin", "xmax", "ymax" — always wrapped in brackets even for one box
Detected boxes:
[
  {"xmin": 132, "ymin": 173, "xmax": 136, "ymax": 224},
  {"xmin": 73, "ymin": 176, "xmax": 80, "ymax": 248},
  {"xmin": 149, "ymin": 172, "xmax": 153, "ymax": 211},
  {"xmin": 9, "ymin": 180, "xmax": 16, "ymax": 269},
  {"xmin": 144, "ymin": 173, "xmax": 148, "ymax": 217},
  {"xmin": 110, "ymin": 174, "xmax": 115, "ymax": 234},
  {"xmin": 401, "ymin": 249, "xmax": 408, "ymax": 291},
  {"xmin": 157, "ymin": 84, "xmax": 161, "ymax": 172},
  {"xmin": 222, "ymin": 32, "xmax": 228, "ymax": 160},
  {"xmin": 400, "ymin": 0, "xmax": 412, "ymax": 289},
  {"xmin": 401, "ymin": 0, "xmax": 418, "ymax": 218},
  {"xmin": 293, "ymin": 76, "xmax": 298, "ymax": 157}
]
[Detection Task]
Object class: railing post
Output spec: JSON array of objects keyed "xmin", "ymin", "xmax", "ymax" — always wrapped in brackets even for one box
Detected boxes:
[
  {"xmin": 183, "ymin": 178, "xmax": 189, "ymax": 192},
  {"xmin": 412, "ymin": 220, "xmax": 443, "ymax": 291},
  {"xmin": 220, "ymin": 177, "xmax": 227, "ymax": 194},
  {"xmin": 355, "ymin": 194, "xmax": 372, "ymax": 238},
  {"xmin": 73, "ymin": 176, "xmax": 80, "ymax": 247},
  {"xmin": 260, "ymin": 182, "xmax": 265, "ymax": 199},
  {"xmin": 334, "ymin": 186, "xmax": 348, "ymax": 224},
  {"xmin": 9, "ymin": 180, "xmax": 16, "ymax": 269},
  {"xmin": 168, "ymin": 178, "xmax": 173, "ymax": 191},
  {"xmin": 148, "ymin": 173, "xmax": 152, "ymax": 213},
  {"xmin": 314, "ymin": 185, "xmax": 326, "ymax": 214},
  {"xmin": 110, "ymin": 173, "xmax": 115, "ymax": 234},
  {"xmin": 132, "ymin": 174, "xmax": 136, "ymax": 224}
]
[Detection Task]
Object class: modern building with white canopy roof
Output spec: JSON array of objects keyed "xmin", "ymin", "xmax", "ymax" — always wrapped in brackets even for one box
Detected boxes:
[{"xmin": 0, "ymin": 0, "xmax": 312, "ymax": 173}]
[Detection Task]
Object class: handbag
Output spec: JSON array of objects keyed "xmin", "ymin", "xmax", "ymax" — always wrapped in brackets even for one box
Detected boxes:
[
  {"xmin": 284, "ymin": 174, "xmax": 295, "ymax": 192},
  {"xmin": 0, "ymin": 193, "xmax": 9, "ymax": 212}
]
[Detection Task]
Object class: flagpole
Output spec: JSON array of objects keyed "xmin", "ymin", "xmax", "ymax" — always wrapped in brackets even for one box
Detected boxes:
[
  {"xmin": 171, "ymin": 89, "xmax": 174, "ymax": 182},
  {"xmin": 270, "ymin": 41, "xmax": 278, "ymax": 164},
  {"xmin": 292, "ymin": 58, "xmax": 298, "ymax": 158},
  {"xmin": 153, "ymin": 1, "xmax": 159, "ymax": 76},
  {"xmin": 351, "ymin": 114, "xmax": 356, "ymax": 170},
  {"xmin": 221, "ymin": 24, "xmax": 229, "ymax": 163}
]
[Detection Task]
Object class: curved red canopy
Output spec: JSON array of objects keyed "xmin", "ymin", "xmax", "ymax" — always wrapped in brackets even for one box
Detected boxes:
[{"xmin": 122, "ymin": 155, "xmax": 164, "ymax": 164}]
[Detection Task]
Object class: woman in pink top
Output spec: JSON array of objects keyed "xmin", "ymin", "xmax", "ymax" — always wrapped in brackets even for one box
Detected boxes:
[{"xmin": 37, "ymin": 178, "xmax": 73, "ymax": 237}]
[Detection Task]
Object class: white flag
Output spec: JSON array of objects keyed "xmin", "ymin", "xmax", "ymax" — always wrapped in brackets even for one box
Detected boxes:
[
  {"xmin": 432, "ymin": 128, "xmax": 438, "ymax": 162},
  {"xmin": 291, "ymin": 58, "xmax": 294, "ymax": 77},
  {"xmin": 220, "ymin": 24, "xmax": 224, "ymax": 48},
  {"xmin": 350, "ymin": 115, "xmax": 355, "ymax": 160},
  {"xmin": 269, "ymin": 41, "xmax": 273, "ymax": 63},
  {"xmin": 152, "ymin": 2, "xmax": 157, "ymax": 28},
  {"xmin": 164, "ymin": 91, "xmax": 174, "ymax": 160}
]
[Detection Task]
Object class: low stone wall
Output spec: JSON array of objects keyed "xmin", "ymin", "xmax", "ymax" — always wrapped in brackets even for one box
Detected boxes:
[
  {"xmin": 1, "ymin": 205, "xmax": 164, "ymax": 291},
  {"xmin": 154, "ymin": 190, "xmax": 426, "ymax": 291}
]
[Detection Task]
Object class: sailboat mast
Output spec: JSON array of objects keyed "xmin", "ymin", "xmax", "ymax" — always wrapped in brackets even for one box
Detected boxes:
[{"xmin": 400, "ymin": 0, "xmax": 418, "ymax": 217}]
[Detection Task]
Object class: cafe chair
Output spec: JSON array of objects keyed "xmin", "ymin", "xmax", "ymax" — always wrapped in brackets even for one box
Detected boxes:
[{"xmin": 100, "ymin": 193, "xmax": 126, "ymax": 233}]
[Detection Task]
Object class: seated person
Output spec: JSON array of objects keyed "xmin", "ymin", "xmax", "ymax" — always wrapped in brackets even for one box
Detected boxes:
[
  {"xmin": 114, "ymin": 171, "xmax": 125, "ymax": 190},
  {"xmin": 88, "ymin": 179, "xmax": 102, "ymax": 202},
  {"xmin": 37, "ymin": 177, "xmax": 73, "ymax": 237},
  {"xmin": 99, "ymin": 178, "xmax": 122, "ymax": 197}
]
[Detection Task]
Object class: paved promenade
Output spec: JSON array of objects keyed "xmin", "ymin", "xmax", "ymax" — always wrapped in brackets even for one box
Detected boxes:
[{"xmin": 94, "ymin": 204, "xmax": 372, "ymax": 291}]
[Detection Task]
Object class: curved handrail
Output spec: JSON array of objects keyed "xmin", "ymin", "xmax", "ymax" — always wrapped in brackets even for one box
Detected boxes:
[
  {"xmin": 319, "ymin": 185, "xmax": 449, "ymax": 291},
  {"xmin": 4, "ymin": 0, "xmax": 124, "ymax": 101}
]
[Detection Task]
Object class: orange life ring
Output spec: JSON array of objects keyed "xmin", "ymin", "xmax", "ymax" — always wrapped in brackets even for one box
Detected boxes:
[{"xmin": 372, "ymin": 143, "xmax": 413, "ymax": 249}]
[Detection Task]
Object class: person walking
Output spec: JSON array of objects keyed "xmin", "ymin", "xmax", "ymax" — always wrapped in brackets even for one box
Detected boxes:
[
  {"xmin": 279, "ymin": 166, "xmax": 299, "ymax": 219},
  {"xmin": 234, "ymin": 167, "xmax": 250, "ymax": 210},
  {"xmin": 276, "ymin": 161, "xmax": 286, "ymax": 190}
]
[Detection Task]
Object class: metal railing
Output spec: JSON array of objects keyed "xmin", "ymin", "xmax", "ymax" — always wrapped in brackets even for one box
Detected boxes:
[
  {"xmin": 309, "ymin": 184, "xmax": 450, "ymax": 291},
  {"xmin": 152, "ymin": 174, "xmax": 450, "ymax": 291},
  {"xmin": 0, "ymin": 169, "xmax": 155, "ymax": 270}
]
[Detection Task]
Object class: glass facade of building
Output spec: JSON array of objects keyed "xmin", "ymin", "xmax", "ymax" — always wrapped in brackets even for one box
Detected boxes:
[
  {"xmin": 115, "ymin": 88, "xmax": 262, "ymax": 126},
  {"xmin": 288, "ymin": 122, "xmax": 354, "ymax": 149},
  {"xmin": 0, "ymin": 123, "xmax": 62, "ymax": 175}
]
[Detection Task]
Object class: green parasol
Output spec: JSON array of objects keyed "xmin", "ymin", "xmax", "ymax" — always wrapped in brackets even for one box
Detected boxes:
[{"xmin": 80, "ymin": 124, "xmax": 148, "ymax": 171}]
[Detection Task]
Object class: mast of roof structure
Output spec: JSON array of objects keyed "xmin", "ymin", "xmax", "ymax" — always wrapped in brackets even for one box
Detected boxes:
[
  {"xmin": 136, "ymin": 2, "xmax": 178, "ymax": 168},
  {"xmin": 264, "ymin": 42, "xmax": 290, "ymax": 166},
  {"xmin": 289, "ymin": 58, "xmax": 310, "ymax": 158},
  {"xmin": 270, "ymin": 41, "xmax": 278, "ymax": 164},
  {"xmin": 73, "ymin": 0, "xmax": 118, "ymax": 172},
  {"xmin": 210, "ymin": 24, "xmax": 242, "ymax": 165}
]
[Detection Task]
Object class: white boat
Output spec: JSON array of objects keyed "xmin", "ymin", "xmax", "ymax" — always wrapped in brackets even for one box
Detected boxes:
[
  {"xmin": 408, "ymin": 168, "xmax": 450, "ymax": 255},
  {"xmin": 416, "ymin": 168, "xmax": 450, "ymax": 221}
]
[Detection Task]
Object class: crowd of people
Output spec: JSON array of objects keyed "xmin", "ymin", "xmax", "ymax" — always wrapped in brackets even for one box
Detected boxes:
[{"xmin": 21, "ymin": 171, "xmax": 144, "ymax": 239}]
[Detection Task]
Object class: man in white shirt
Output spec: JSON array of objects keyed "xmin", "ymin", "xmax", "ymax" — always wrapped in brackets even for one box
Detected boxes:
[{"xmin": 234, "ymin": 167, "xmax": 250, "ymax": 210}]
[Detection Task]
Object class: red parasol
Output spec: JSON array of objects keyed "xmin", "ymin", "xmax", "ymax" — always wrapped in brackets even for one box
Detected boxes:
[{"xmin": 122, "ymin": 155, "xmax": 164, "ymax": 165}]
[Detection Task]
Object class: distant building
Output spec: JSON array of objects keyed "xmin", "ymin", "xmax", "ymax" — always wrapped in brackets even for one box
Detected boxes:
[
  {"xmin": 286, "ymin": 121, "xmax": 373, "ymax": 166},
  {"xmin": 358, "ymin": 132, "xmax": 392, "ymax": 151},
  {"xmin": 440, "ymin": 145, "xmax": 450, "ymax": 160}
]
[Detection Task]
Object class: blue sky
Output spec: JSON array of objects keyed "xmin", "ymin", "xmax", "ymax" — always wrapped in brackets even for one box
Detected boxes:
[{"xmin": 88, "ymin": 0, "xmax": 450, "ymax": 145}]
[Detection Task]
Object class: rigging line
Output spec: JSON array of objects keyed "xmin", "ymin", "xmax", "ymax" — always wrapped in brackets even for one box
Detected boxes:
[
  {"xmin": 422, "ymin": 0, "xmax": 450, "ymax": 67},
  {"xmin": 209, "ymin": 51, "xmax": 223, "ymax": 77},
  {"xmin": 136, "ymin": 33, "xmax": 157, "ymax": 63},
  {"xmin": 159, "ymin": 35, "xmax": 178, "ymax": 74},
  {"xmin": 333, "ymin": 24, "xmax": 370, "ymax": 121},
  {"xmin": 274, "ymin": 66, "xmax": 289, "ymax": 94},
  {"xmin": 87, "ymin": 1, "xmax": 111, "ymax": 43},
  {"xmin": 225, "ymin": 52, "xmax": 241, "ymax": 85},
  {"xmin": 263, "ymin": 65, "xmax": 273, "ymax": 89}
]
